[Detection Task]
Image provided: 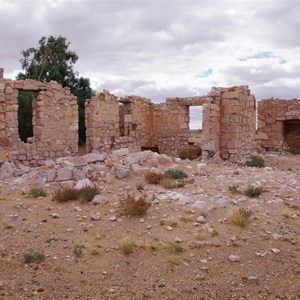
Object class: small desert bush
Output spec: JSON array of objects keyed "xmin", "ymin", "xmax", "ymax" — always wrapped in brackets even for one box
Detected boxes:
[
  {"xmin": 28, "ymin": 186, "xmax": 47, "ymax": 198},
  {"xmin": 145, "ymin": 172, "xmax": 163, "ymax": 184},
  {"xmin": 73, "ymin": 244, "xmax": 85, "ymax": 257},
  {"xmin": 23, "ymin": 250, "xmax": 45, "ymax": 264},
  {"xmin": 164, "ymin": 169, "xmax": 188, "ymax": 179},
  {"xmin": 136, "ymin": 183, "xmax": 144, "ymax": 191},
  {"xmin": 245, "ymin": 159, "xmax": 265, "ymax": 168},
  {"xmin": 230, "ymin": 208, "xmax": 253, "ymax": 228},
  {"xmin": 52, "ymin": 187, "xmax": 80, "ymax": 202},
  {"xmin": 168, "ymin": 242, "xmax": 184, "ymax": 254},
  {"xmin": 228, "ymin": 184, "xmax": 241, "ymax": 194},
  {"xmin": 159, "ymin": 175, "xmax": 179, "ymax": 189},
  {"xmin": 178, "ymin": 147, "xmax": 202, "ymax": 160},
  {"xmin": 167, "ymin": 255, "xmax": 180, "ymax": 265},
  {"xmin": 79, "ymin": 186, "xmax": 99, "ymax": 203},
  {"xmin": 281, "ymin": 210, "xmax": 292, "ymax": 219},
  {"xmin": 119, "ymin": 236, "xmax": 135, "ymax": 255},
  {"xmin": 244, "ymin": 186, "xmax": 263, "ymax": 198},
  {"xmin": 3, "ymin": 223, "xmax": 13, "ymax": 230},
  {"xmin": 119, "ymin": 193, "xmax": 151, "ymax": 216},
  {"xmin": 288, "ymin": 147, "xmax": 300, "ymax": 155}
]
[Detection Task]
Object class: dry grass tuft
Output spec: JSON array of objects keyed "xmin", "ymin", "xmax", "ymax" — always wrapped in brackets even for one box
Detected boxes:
[
  {"xmin": 145, "ymin": 172, "xmax": 163, "ymax": 184},
  {"xmin": 28, "ymin": 186, "xmax": 47, "ymax": 198},
  {"xmin": 52, "ymin": 188, "xmax": 80, "ymax": 202},
  {"xmin": 119, "ymin": 236, "xmax": 135, "ymax": 255},
  {"xmin": 119, "ymin": 193, "xmax": 151, "ymax": 216},
  {"xmin": 159, "ymin": 176, "xmax": 179, "ymax": 189},
  {"xmin": 230, "ymin": 208, "xmax": 253, "ymax": 228}
]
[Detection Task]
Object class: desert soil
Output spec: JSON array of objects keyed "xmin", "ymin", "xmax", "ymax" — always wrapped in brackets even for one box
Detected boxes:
[{"xmin": 0, "ymin": 153, "xmax": 300, "ymax": 300}]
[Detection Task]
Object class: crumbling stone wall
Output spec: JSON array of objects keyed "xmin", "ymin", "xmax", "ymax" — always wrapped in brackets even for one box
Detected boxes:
[
  {"xmin": 208, "ymin": 86, "xmax": 256, "ymax": 162},
  {"xmin": 86, "ymin": 86, "xmax": 256, "ymax": 162},
  {"xmin": 0, "ymin": 77, "xmax": 78, "ymax": 166},
  {"xmin": 85, "ymin": 91, "xmax": 153, "ymax": 153},
  {"xmin": 258, "ymin": 98, "xmax": 300, "ymax": 150}
]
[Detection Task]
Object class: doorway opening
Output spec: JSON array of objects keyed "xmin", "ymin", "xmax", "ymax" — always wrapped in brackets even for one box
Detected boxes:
[{"xmin": 18, "ymin": 90, "xmax": 35, "ymax": 143}]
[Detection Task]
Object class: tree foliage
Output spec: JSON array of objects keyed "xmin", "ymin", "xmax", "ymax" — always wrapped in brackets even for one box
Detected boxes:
[{"xmin": 17, "ymin": 36, "xmax": 94, "ymax": 145}]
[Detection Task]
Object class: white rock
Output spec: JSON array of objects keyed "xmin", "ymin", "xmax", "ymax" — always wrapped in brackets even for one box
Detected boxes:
[
  {"xmin": 75, "ymin": 178, "xmax": 93, "ymax": 189},
  {"xmin": 228, "ymin": 254, "xmax": 240, "ymax": 262},
  {"xmin": 115, "ymin": 168, "xmax": 131, "ymax": 180},
  {"xmin": 166, "ymin": 226, "xmax": 173, "ymax": 231},
  {"xmin": 131, "ymin": 163, "xmax": 142, "ymax": 174},
  {"xmin": 90, "ymin": 213, "xmax": 101, "ymax": 221},
  {"xmin": 74, "ymin": 206, "xmax": 83, "ymax": 212},
  {"xmin": 197, "ymin": 163, "xmax": 207, "ymax": 176},
  {"xmin": 196, "ymin": 216, "xmax": 206, "ymax": 223},
  {"xmin": 57, "ymin": 167, "xmax": 73, "ymax": 181},
  {"xmin": 191, "ymin": 200, "xmax": 206, "ymax": 210},
  {"xmin": 271, "ymin": 248, "xmax": 280, "ymax": 254},
  {"xmin": 82, "ymin": 153, "xmax": 106, "ymax": 164},
  {"xmin": 51, "ymin": 213, "xmax": 59, "ymax": 218},
  {"xmin": 112, "ymin": 148, "xmax": 129, "ymax": 157},
  {"xmin": 46, "ymin": 169, "xmax": 56, "ymax": 182},
  {"xmin": 109, "ymin": 216, "xmax": 117, "ymax": 222},
  {"xmin": 92, "ymin": 195, "xmax": 108, "ymax": 205}
]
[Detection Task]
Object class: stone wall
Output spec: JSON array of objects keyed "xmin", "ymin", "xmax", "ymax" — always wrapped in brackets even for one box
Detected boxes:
[
  {"xmin": 209, "ymin": 86, "xmax": 256, "ymax": 162},
  {"xmin": 0, "ymin": 78, "xmax": 78, "ymax": 165},
  {"xmin": 258, "ymin": 98, "xmax": 300, "ymax": 150},
  {"xmin": 85, "ymin": 91, "xmax": 153, "ymax": 153},
  {"xmin": 85, "ymin": 86, "xmax": 256, "ymax": 162}
]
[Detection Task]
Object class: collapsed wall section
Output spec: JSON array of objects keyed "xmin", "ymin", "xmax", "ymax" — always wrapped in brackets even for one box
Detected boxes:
[
  {"xmin": 0, "ymin": 78, "xmax": 78, "ymax": 165},
  {"xmin": 258, "ymin": 98, "xmax": 300, "ymax": 150}
]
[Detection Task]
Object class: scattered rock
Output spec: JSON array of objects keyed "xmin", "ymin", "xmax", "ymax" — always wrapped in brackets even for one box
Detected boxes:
[
  {"xmin": 90, "ymin": 213, "xmax": 101, "ymax": 221},
  {"xmin": 115, "ymin": 168, "xmax": 131, "ymax": 180},
  {"xmin": 92, "ymin": 195, "xmax": 108, "ymax": 205},
  {"xmin": 197, "ymin": 163, "xmax": 207, "ymax": 176},
  {"xmin": 75, "ymin": 178, "xmax": 93, "ymax": 189},
  {"xmin": 228, "ymin": 255, "xmax": 240, "ymax": 262},
  {"xmin": 196, "ymin": 216, "xmax": 206, "ymax": 223}
]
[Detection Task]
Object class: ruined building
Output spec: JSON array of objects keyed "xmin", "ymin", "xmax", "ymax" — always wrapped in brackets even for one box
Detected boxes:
[
  {"xmin": 85, "ymin": 85, "xmax": 256, "ymax": 162},
  {"xmin": 0, "ymin": 73, "xmax": 78, "ymax": 166},
  {"xmin": 6, "ymin": 66, "xmax": 298, "ymax": 166},
  {"xmin": 257, "ymin": 98, "xmax": 300, "ymax": 151}
]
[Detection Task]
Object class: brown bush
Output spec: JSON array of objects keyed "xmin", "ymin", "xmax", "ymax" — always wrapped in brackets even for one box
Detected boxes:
[
  {"xmin": 145, "ymin": 172, "xmax": 163, "ymax": 184},
  {"xmin": 119, "ymin": 193, "xmax": 151, "ymax": 216},
  {"xmin": 52, "ymin": 188, "xmax": 80, "ymax": 202}
]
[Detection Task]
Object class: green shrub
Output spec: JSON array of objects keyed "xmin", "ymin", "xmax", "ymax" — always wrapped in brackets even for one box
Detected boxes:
[
  {"xmin": 245, "ymin": 159, "xmax": 265, "ymax": 168},
  {"xmin": 79, "ymin": 186, "xmax": 99, "ymax": 203},
  {"xmin": 73, "ymin": 244, "xmax": 84, "ymax": 257},
  {"xmin": 178, "ymin": 147, "xmax": 202, "ymax": 160},
  {"xmin": 288, "ymin": 147, "xmax": 300, "ymax": 155},
  {"xmin": 244, "ymin": 186, "xmax": 263, "ymax": 198},
  {"xmin": 23, "ymin": 251, "xmax": 45, "ymax": 264},
  {"xmin": 28, "ymin": 187, "xmax": 47, "ymax": 198},
  {"xmin": 164, "ymin": 169, "xmax": 188, "ymax": 179}
]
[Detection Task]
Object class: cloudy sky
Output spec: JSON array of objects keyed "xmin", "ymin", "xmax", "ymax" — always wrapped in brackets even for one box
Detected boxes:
[{"xmin": 1, "ymin": 0, "xmax": 300, "ymax": 126}]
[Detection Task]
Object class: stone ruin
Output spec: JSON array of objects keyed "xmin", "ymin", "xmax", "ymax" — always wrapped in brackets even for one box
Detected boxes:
[
  {"xmin": 257, "ymin": 98, "xmax": 300, "ymax": 151},
  {"xmin": 2, "ymin": 65, "xmax": 298, "ymax": 167},
  {"xmin": 0, "ymin": 76, "xmax": 78, "ymax": 166},
  {"xmin": 85, "ymin": 85, "xmax": 256, "ymax": 162}
]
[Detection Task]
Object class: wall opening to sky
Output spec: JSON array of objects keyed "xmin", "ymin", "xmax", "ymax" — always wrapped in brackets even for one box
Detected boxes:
[{"xmin": 189, "ymin": 106, "xmax": 203, "ymax": 130}]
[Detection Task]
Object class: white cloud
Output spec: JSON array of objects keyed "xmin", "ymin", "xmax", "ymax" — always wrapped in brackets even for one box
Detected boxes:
[{"xmin": 0, "ymin": 0, "xmax": 299, "ymax": 104}]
